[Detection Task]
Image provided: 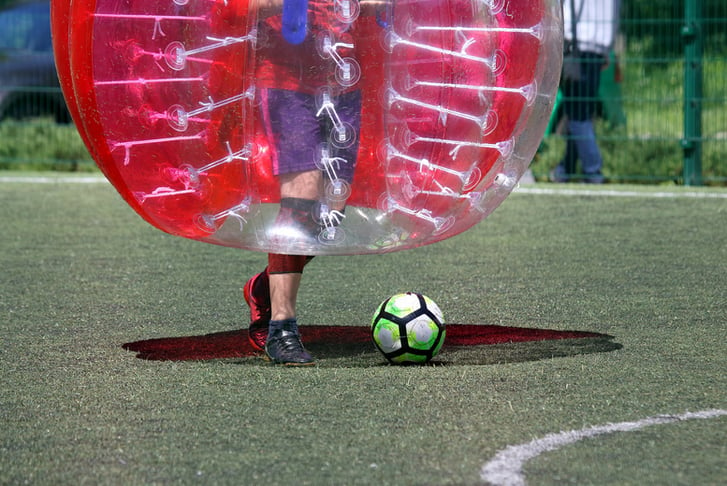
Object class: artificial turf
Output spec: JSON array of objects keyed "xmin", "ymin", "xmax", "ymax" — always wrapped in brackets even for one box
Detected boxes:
[{"xmin": 1, "ymin": 176, "xmax": 725, "ymax": 485}]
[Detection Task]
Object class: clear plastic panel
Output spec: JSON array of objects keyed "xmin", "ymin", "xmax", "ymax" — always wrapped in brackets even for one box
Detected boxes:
[{"xmin": 58, "ymin": 0, "xmax": 563, "ymax": 255}]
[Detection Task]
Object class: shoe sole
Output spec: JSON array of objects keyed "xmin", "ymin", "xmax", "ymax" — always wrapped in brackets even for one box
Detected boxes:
[{"xmin": 261, "ymin": 354, "xmax": 316, "ymax": 366}]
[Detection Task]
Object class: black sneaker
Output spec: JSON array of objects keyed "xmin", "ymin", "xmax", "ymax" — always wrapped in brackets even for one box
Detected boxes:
[{"xmin": 265, "ymin": 328, "xmax": 316, "ymax": 366}]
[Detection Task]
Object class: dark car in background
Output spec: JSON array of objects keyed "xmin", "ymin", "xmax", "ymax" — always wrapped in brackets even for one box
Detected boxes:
[{"xmin": 0, "ymin": 0, "xmax": 70, "ymax": 122}]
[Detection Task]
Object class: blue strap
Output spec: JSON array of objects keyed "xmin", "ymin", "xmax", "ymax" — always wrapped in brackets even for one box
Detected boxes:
[{"xmin": 281, "ymin": 0, "xmax": 309, "ymax": 45}]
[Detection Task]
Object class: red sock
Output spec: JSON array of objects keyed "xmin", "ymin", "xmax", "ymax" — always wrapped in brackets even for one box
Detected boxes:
[{"xmin": 267, "ymin": 254, "xmax": 315, "ymax": 274}]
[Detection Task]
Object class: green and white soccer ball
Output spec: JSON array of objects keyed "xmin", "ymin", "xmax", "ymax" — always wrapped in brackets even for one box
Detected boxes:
[{"xmin": 371, "ymin": 292, "xmax": 446, "ymax": 364}]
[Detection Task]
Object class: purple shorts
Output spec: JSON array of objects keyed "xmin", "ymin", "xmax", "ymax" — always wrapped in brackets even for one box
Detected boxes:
[{"xmin": 260, "ymin": 88, "xmax": 361, "ymax": 183}]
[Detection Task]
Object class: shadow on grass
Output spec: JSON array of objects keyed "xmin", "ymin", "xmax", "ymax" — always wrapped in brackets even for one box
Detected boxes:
[{"xmin": 122, "ymin": 324, "xmax": 622, "ymax": 367}]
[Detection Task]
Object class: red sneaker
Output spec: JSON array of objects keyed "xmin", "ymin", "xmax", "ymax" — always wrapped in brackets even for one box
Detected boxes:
[{"xmin": 243, "ymin": 270, "xmax": 270, "ymax": 351}]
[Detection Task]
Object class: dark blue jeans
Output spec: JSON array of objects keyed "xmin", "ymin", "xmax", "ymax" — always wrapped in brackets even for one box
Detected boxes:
[{"xmin": 560, "ymin": 52, "xmax": 606, "ymax": 181}]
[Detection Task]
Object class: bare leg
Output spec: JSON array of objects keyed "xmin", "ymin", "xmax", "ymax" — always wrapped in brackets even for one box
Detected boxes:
[
  {"xmin": 271, "ymin": 169, "xmax": 319, "ymax": 320},
  {"xmin": 269, "ymin": 272, "xmax": 302, "ymax": 321},
  {"xmin": 279, "ymin": 170, "xmax": 321, "ymax": 201},
  {"xmin": 259, "ymin": 170, "xmax": 321, "ymax": 365},
  {"xmin": 265, "ymin": 265, "xmax": 315, "ymax": 365}
]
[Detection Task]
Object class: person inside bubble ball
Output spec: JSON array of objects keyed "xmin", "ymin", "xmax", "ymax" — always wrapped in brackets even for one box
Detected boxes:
[{"xmin": 243, "ymin": 0, "xmax": 379, "ymax": 365}]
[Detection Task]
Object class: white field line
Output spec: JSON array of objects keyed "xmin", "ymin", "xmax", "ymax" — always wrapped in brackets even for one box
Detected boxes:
[
  {"xmin": 2, "ymin": 176, "xmax": 726, "ymax": 199},
  {"xmin": 515, "ymin": 186, "xmax": 727, "ymax": 199},
  {"xmin": 480, "ymin": 408, "xmax": 727, "ymax": 486}
]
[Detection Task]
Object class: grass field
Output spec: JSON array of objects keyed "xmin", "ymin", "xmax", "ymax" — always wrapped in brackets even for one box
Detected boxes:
[{"xmin": 1, "ymin": 174, "xmax": 725, "ymax": 485}]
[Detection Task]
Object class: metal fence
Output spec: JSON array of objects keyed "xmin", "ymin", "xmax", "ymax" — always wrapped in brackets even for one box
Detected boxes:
[
  {"xmin": 1, "ymin": 0, "xmax": 726, "ymax": 184},
  {"xmin": 537, "ymin": 0, "xmax": 727, "ymax": 185}
]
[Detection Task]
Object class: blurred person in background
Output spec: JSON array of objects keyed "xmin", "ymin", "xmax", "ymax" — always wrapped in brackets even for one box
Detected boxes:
[{"xmin": 552, "ymin": 0, "xmax": 621, "ymax": 183}]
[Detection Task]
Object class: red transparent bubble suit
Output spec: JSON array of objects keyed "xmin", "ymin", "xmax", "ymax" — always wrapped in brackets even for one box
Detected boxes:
[{"xmin": 52, "ymin": 0, "xmax": 563, "ymax": 255}]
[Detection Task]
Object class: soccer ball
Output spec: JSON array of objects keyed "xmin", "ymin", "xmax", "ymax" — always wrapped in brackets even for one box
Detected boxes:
[{"xmin": 371, "ymin": 292, "xmax": 445, "ymax": 364}]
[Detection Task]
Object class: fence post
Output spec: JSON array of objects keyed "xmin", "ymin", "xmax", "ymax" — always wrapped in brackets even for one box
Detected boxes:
[{"xmin": 681, "ymin": 0, "xmax": 703, "ymax": 186}]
